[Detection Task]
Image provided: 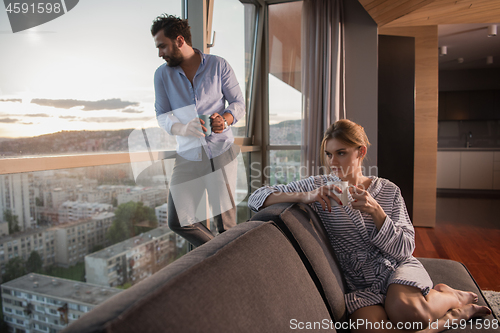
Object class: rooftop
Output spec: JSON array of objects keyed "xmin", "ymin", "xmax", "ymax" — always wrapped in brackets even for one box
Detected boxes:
[
  {"xmin": 52, "ymin": 212, "xmax": 115, "ymax": 229},
  {"xmin": 86, "ymin": 226, "xmax": 172, "ymax": 260},
  {"xmin": 0, "ymin": 226, "xmax": 52, "ymax": 243},
  {"xmin": 2, "ymin": 273, "xmax": 122, "ymax": 306}
]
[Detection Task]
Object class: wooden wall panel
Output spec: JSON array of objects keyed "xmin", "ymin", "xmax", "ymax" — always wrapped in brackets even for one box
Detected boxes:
[
  {"xmin": 363, "ymin": 0, "xmax": 500, "ymax": 27},
  {"xmin": 379, "ymin": 25, "xmax": 439, "ymax": 227},
  {"xmin": 358, "ymin": 0, "xmax": 436, "ymax": 26}
]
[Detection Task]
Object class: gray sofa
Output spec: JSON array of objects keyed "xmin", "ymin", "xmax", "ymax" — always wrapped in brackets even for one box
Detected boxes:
[{"xmin": 62, "ymin": 203, "xmax": 497, "ymax": 332}]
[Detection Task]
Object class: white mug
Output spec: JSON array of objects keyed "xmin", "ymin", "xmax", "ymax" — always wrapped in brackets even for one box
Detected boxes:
[{"xmin": 326, "ymin": 181, "xmax": 356, "ymax": 206}]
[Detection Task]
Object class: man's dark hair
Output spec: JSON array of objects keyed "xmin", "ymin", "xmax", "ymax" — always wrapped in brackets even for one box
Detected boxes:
[{"xmin": 151, "ymin": 14, "xmax": 192, "ymax": 47}]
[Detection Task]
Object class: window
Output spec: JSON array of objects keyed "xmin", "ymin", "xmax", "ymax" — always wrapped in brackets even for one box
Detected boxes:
[
  {"xmin": 267, "ymin": 1, "xmax": 303, "ymax": 186},
  {"xmin": 211, "ymin": 0, "xmax": 258, "ymax": 137},
  {"xmin": 0, "ymin": 0, "xmax": 261, "ymax": 330},
  {"xmin": 268, "ymin": 1, "xmax": 302, "ymax": 146},
  {"xmin": 0, "ymin": 1, "xmax": 182, "ymax": 157}
]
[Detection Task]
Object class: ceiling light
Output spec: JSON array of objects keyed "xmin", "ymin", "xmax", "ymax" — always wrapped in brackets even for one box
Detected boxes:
[
  {"xmin": 439, "ymin": 46, "xmax": 447, "ymax": 56},
  {"xmin": 488, "ymin": 25, "xmax": 497, "ymax": 37},
  {"xmin": 457, "ymin": 58, "xmax": 464, "ymax": 64},
  {"xmin": 487, "ymin": 56, "xmax": 493, "ymax": 65}
]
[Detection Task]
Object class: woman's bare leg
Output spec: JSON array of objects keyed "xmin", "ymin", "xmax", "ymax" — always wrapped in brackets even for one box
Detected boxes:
[{"xmin": 384, "ymin": 284, "xmax": 491, "ymax": 327}]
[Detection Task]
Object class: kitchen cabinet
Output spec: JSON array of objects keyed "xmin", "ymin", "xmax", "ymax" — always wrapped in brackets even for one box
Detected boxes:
[
  {"xmin": 445, "ymin": 91, "xmax": 470, "ymax": 120},
  {"xmin": 436, "ymin": 152, "xmax": 460, "ymax": 189},
  {"xmin": 469, "ymin": 91, "xmax": 496, "ymax": 120},
  {"xmin": 438, "ymin": 90, "xmax": 500, "ymax": 120},
  {"xmin": 437, "ymin": 151, "xmax": 498, "ymax": 189},
  {"xmin": 460, "ymin": 152, "xmax": 494, "ymax": 189}
]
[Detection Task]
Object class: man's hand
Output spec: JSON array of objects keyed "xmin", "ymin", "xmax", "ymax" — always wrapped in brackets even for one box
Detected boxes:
[{"xmin": 210, "ymin": 113, "xmax": 225, "ymax": 133}]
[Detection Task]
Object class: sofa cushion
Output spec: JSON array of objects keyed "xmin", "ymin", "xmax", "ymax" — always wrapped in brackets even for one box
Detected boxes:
[
  {"xmin": 250, "ymin": 203, "xmax": 348, "ymax": 323},
  {"xmin": 64, "ymin": 221, "xmax": 334, "ymax": 333},
  {"xmin": 419, "ymin": 258, "xmax": 498, "ymax": 332}
]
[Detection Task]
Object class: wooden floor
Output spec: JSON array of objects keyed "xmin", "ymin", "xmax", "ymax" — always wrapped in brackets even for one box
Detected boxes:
[{"xmin": 413, "ymin": 196, "xmax": 500, "ymax": 291}]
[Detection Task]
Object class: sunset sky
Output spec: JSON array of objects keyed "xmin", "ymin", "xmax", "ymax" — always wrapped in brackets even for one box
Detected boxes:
[{"xmin": 0, "ymin": 0, "xmax": 301, "ymax": 139}]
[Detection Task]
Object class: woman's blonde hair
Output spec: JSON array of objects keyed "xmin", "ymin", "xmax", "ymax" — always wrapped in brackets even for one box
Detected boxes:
[{"xmin": 320, "ymin": 119, "xmax": 371, "ymax": 168}]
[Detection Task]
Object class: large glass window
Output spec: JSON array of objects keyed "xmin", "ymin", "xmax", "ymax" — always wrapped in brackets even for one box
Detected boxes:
[
  {"xmin": 267, "ymin": 2, "xmax": 303, "ymax": 186},
  {"xmin": 211, "ymin": 0, "xmax": 258, "ymax": 137},
  {"xmin": 268, "ymin": 1, "xmax": 302, "ymax": 146},
  {"xmin": 0, "ymin": 0, "xmax": 182, "ymax": 157}
]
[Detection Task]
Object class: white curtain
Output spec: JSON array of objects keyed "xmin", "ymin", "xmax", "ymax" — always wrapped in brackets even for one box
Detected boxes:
[{"xmin": 301, "ymin": 0, "xmax": 345, "ymax": 176}]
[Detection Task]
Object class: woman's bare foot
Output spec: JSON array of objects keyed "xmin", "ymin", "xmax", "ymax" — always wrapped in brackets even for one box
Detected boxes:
[{"xmin": 434, "ymin": 283, "xmax": 478, "ymax": 306}]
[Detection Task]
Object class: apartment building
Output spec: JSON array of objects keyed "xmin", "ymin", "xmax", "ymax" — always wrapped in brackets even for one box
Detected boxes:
[
  {"xmin": 154, "ymin": 203, "xmax": 168, "ymax": 226},
  {"xmin": 1, "ymin": 273, "xmax": 121, "ymax": 333},
  {"xmin": 116, "ymin": 186, "xmax": 167, "ymax": 209},
  {"xmin": 80, "ymin": 185, "xmax": 130, "ymax": 205},
  {"xmin": 85, "ymin": 227, "xmax": 176, "ymax": 287},
  {"xmin": 0, "ymin": 212, "xmax": 114, "ymax": 278},
  {"xmin": 0, "ymin": 228, "xmax": 57, "ymax": 278},
  {"xmin": 58, "ymin": 201, "xmax": 113, "ymax": 224},
  {"xmin": 52, "ymin": 212, "xmax": 114, "ymax": 267},
  {"xmin": 0, "ymin": 174, "xmax": 36, "ymax": 231}
]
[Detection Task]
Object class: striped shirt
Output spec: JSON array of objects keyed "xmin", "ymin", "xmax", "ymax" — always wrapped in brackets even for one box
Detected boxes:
[{"xmin": 248, "ymin": 175, "xmax": 432, "ymax": 314}]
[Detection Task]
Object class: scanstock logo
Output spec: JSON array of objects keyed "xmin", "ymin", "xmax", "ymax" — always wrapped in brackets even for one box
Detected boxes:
[{"xmin": 3, "ymin": 0, "xmax": 79, "ymax": 33}]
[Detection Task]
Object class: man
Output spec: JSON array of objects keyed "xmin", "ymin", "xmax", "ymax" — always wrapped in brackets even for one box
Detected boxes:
[{"xmin": 151, "ymin": 14, "xmax": 245, "ymax": 247}]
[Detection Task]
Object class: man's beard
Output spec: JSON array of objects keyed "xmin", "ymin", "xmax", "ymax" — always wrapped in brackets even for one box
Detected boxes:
[{"xmin": 166, "ymin": 43, "xmax": 183, "ymax": 67}]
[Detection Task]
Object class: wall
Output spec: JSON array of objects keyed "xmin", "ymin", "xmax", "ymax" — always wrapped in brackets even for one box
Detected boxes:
[
  {"xmin": 378, "ymin": 25, "xmax": 439, "ymax": 227},
  {"xmin": 378, "ymin": 35, "xmax": 415, "ymax": 218},
  {"xmin": 343, "ymin": 0, "xmax": 379, "ymax": 171}
]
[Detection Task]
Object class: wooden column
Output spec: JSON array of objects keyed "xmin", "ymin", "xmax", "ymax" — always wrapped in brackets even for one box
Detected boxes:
[{"xmin": 378, "ymin": 26, "xmax": 439, "ymax": 227}]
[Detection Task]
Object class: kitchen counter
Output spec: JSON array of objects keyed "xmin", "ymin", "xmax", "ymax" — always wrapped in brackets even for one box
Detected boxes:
[{"xmin": 437, "ymin": 150, "xmax": 500, "ymax": 190}]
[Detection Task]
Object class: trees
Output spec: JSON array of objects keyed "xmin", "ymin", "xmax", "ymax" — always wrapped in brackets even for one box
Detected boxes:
[
  {"xmin": 2, "ymin": 257, "xmax": 26, "ymax": 283},
  {"xmin": 2, "ymin": 251, "xmax": 43, "ymax": 283},
  {"xmin": 3, "ymin": 209, "xmax": 20, "ymax": 234},
  {"xmin": 26, "ymin": 251, "xmax": 43, "ymax": 274},
  {"xmin": 106, "ymin": 201, "xmax": 158, "ymax": 245}
]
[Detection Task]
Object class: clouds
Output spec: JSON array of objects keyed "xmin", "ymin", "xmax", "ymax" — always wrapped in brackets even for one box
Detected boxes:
[
  {"xmin": 0, "ymin": 98, "xmax": 139, "ymax": 111},
  {"xmin": 0, "ymin": 96, "xmax": 152, "ymax": 136},
  {"xmin": 122, "ymin": 108, "xmax": 144, "ymax": 114},
  {"xmin": 26, "ymin": 113, "xmax": 50, "ymax": 117},
  {"xmin": 0, "ymin": 118, "xmax": 18, "ymax": 123},
  {"xmin": 0, "ymin": 99, "xmax": 21, "ymax": 103},
  {"xmin": 30, "ymin": 98, "xmax": 139, "ymax": 111}
]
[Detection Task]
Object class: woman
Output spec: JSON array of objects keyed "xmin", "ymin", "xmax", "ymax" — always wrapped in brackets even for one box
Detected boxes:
[{"xmin": 248, "ymin": 119, "xmax": 490, "ymax": 332}]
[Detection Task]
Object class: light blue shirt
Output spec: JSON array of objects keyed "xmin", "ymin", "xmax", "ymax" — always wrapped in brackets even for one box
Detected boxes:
[{"xmin": 154, "ymin": 49, "xmax": 245, "ymax": 161}]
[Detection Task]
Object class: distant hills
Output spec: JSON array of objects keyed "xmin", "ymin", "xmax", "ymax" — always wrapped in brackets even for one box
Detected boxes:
[
  {"xmin": 0, "ymin": 119, "xmax": 301, "ymax": 158},
  {"xmin": 0, "ymin": 129, "xmax": 134, "ymax": 157}
]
